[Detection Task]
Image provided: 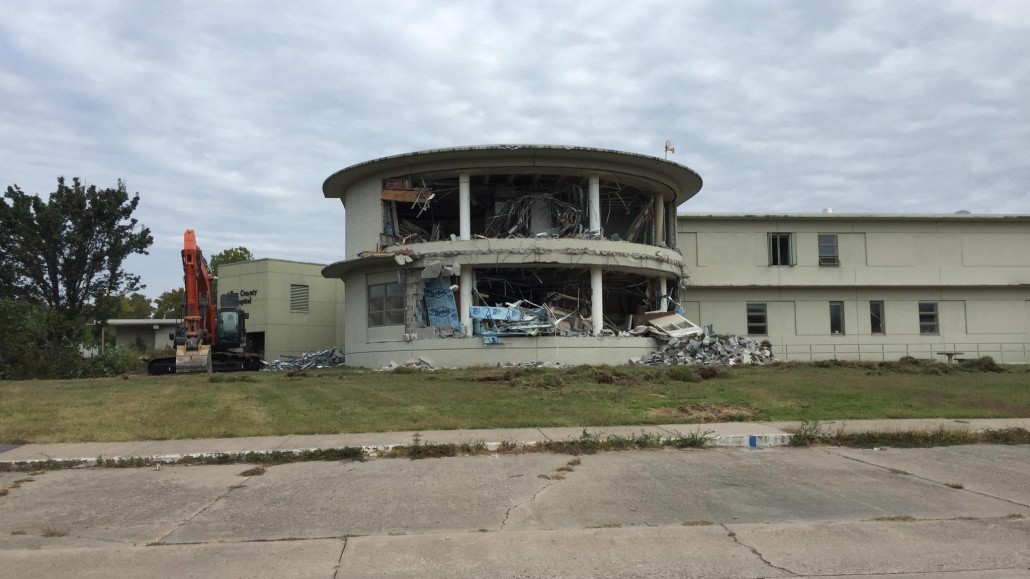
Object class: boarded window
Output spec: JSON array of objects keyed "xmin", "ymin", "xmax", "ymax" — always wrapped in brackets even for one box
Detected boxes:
[
  {"xmin": 746, "ymin": 303, "xmax": 768, "ymax": 335},
  {"xmin": 368, "ymin": 282, "xmax": 404, "ymax": 327},
  {"xmin": 289, "ymin": 284, "xmax": 309, "ymax": 313},
  {"xmin": 768, "ymin": 233, "xmax": 793, "ymax": 266},
  {"xmin": 818, "ymin": 234, "xmax": 840, "ymax": 266},
  {"xmin": 918, "ymin": 302, "xmax": 939, "ymax": 335},
  {"xmin": 870, "ymin": 301, "xmax": 885, "ymax": 334},
  {"xmin": 829, "ymin": 301, "xmax": 845, "ymax": 334}
]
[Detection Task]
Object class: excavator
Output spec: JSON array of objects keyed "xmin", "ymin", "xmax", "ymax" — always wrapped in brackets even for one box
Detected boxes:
[{"xmin": 147, "ymin": 230, "xmax": 263, "ymax": 375}]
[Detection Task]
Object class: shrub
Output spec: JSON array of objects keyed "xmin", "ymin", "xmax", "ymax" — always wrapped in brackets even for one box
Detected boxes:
[
  {"xmin": 78, "ymin": 347, "xmax": 144, "ymax": 377},
  {"xmin": 959, "ymin": 356, "xmax": 1005, "ymax": 373}
]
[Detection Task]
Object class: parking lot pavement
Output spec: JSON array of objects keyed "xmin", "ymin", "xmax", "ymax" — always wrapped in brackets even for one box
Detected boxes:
[
  {"xmin": 0, "ymin": 445, "xmax": 1027, "ymax": 577},
  {"xmin": 823, "ymin": 444, "xmax": 1030, "ymax": 507}
]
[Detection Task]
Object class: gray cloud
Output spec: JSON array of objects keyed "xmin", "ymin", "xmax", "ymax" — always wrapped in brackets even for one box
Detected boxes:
[{"xmin": 1, "ymin": 0, "xmax": 1027, "ymax": 296}]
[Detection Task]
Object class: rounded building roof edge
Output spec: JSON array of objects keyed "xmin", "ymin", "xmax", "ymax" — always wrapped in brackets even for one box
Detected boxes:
[{"xmin": 323, "ymin": 144, "xmax": 703, "ymax": 204}]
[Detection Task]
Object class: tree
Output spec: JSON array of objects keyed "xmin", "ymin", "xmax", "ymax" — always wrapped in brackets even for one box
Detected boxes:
[
  {"xmin": 0, "ymin": 177, "xmax": 153, "ymax": 340},
  {"xmin": 152, "ymin": 287, "xmax": 185, "ymax": 319},
  {"xmin": 209, "ymin": 246, "xmax": 254, "ymax": 272},
  {"xmin": 116, "ymin": 292, "xmax": 154, "ymax": 319},
  {"xmin": 209, "ymin": 246, "xmax": 254, "ymax": 299}
]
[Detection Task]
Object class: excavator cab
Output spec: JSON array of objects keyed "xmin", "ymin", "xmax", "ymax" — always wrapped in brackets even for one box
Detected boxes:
[{"xmin": 215, "ymin": 291, "xmax": 248, "ymax": 350}]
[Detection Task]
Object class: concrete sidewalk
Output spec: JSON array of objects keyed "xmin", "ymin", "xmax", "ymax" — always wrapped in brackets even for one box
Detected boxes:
[{"xmin": 1, "ymin": 418, "xmax": 1027, "ymax": 465}]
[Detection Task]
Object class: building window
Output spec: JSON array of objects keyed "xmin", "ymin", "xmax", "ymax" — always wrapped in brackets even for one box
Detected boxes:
[
  {"xmin": 869, "ymin": 301, "xmax": 885, "ymax": 334},
  {"xmin": 746, "ymin": 303, "xmax": 768, "ymax": 335},
  {"xmin": 289, "ymin": 284, "xmax": 309, "ymax": 313},
  {"xmin": 768, "ymin": 233, "xmax": 794, "ymax": 266},
  {"xmin": 829, "ymin": 301, "xmax": 845, "ymax": 334},
  {"xmin": 818, "ymin": 234, "xmax": 840, "ymax": 266},
  {"xmin": 368, "ymin": 282, "xmax": 404, "ymax": 327},
  {"xmin": 918, "ymin": 302, "xmax": 939, "ymax": 335}
]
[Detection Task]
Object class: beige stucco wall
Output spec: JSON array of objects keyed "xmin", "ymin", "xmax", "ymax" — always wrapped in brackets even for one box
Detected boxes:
[
  {"xmin": 681, "ymin": 285, "xmax": 1029, "ymax": 363},
  {"xmin": 679, "ymin": 216, "xmax": 1030, "ymax": 287},
  {"xmin": 676, "ymin": 216, "xmax": 1030, "ymax": 363},
  {"xmin": 218, "ymin": 259, "xmax": 345, "ymax": 361}
]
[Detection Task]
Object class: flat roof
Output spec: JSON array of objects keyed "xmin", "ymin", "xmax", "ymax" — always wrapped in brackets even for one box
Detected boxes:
[{"xmin": 324, "ymin": 145, "xmax": 704, "ymax": 205}]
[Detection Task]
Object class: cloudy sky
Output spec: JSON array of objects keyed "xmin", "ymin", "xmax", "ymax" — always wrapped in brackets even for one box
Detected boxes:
[{"xmin": 2, "ymin": 0, "xmax": 1027, "ymax": 297}]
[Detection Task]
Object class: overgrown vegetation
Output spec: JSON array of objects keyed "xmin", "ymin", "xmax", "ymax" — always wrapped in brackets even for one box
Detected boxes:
[
  {"xmin": 1, "ymin": 360, "xmax": 1029, "ymax": 443},
  {"xmin": 788, "ymin": 423, "xmax": 1030, "ymax": 448}
]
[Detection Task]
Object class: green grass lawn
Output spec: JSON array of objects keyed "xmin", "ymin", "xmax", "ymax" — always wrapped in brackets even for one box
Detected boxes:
[{"xmin": 1, "ymin": 361, "xmax": 1028, "ymax": 443}]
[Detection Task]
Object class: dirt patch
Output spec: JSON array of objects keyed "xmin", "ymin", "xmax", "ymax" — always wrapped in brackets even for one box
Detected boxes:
[{"xmin": 648, "ymin": 402, "xmax": 762, "ymax": 422}]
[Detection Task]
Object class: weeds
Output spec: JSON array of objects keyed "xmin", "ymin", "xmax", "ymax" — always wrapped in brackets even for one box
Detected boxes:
[
  {"xmin": 787, "ymin": 420, "xmax": 824, "ymax": 447},
  {"xmin": 10, "ymin": 531, "xmax": 25, "ymax": 535},
  {"xmin": 586, "ymin": 522, "xmax": 622, "ymax": 529},
  {"xmin": 788, "ymin": 424, "xmax": 1030, "ymax": 448},
  {"xmin": 382, "ymin": 432, "xmax": 490, "ymax": 459},
  {"xmin": 870, "ymin": 515, "xmax": 917, "ymax": 522},
  {"xmin": 829, "ymin": 427, "xmax": 1030, "ymax": 448},
  {"xmin": 667, "ymin": 366, "xmax": 699, "ymax": 383},
  {"xmin": 41, "ymin": 524, "xmax": 68, "ymax": 537},
  {"xmin": 239, "ymin": 465, "xmax": 267, "ymax": 477},
  {"xmin": 682, "ymin": 520, "xmax": 714, "ymax": 526}
]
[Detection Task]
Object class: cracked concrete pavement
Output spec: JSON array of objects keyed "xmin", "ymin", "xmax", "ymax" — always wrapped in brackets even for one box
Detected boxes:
[{"xmin": 0, "ymin": 445, "xmax": 1028, "ymax": 577}]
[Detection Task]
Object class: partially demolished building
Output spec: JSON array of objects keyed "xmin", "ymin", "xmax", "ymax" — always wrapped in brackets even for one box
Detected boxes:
[{"xmin": 322, "ymin": 145, "xmax": 1030, "ymax": 366}]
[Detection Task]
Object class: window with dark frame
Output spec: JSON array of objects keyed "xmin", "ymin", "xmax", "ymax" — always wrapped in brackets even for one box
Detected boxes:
[
  {"xmin": 818, "ymin": 234, "xmax": 840, "ymax": 266},
  {"xmin": 829, "ymin": 301, "xmax": 845, "ymax": 334},
  {"xmin": 918, "ymin": 302, "xmax": 939, "ymax": 335},
  {"xmin": 869, "ymin": 301, "xmax": 885, "ymax": 334},
  {"xmin": 768, "ymin": 233, "xmax": 793, "ymax": 266},
  {"xmin": 289, "ymin": 284, "xmax": 309, "ymax": 313},
  {"xmin": 368, "ymin": 282, "xmax": 405, "ymax": 327},
  {"xmin": 746, "ymin": 303, "xmax": 768, "ymax": 335}
]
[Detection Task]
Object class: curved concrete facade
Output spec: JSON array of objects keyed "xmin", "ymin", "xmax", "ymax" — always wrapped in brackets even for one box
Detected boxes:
[{"xmin": 323, "ymin": 145, "xmax": 702, "ymax": 368}]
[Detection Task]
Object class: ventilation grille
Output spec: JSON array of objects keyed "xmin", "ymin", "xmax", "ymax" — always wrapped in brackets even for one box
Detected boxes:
[{"xmin": 290, "ymin": 284, "xmax": 309, "ymax": 313}]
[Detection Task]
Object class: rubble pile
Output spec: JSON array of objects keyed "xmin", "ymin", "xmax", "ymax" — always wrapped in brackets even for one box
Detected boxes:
[
  {"xmin": 495, "ymin": 360, "xmax": 571, "ymax": 369},
  {"xmin": 377, "ymin": 358, "xmax": 435, "ymax": 371},
  {"xmin": 263, "ymin": 348, "xmax": 346, "ymax": 371},
  {"xmin": 633, "ymin": 335, "xmax": 775, "ymax": 366}
]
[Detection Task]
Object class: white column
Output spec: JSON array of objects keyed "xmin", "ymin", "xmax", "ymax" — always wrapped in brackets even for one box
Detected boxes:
[
  {"xmin": 654, "ymin": 193, "xmax": 665, "ymax": 245},
  {"xmin": 659, "ymin": 277, "xmax": 669, "ymax": 311},
  {"xmin": 459, "ymin": 172, "xmax": 471, "ymax": 241},
  {"xmin": 588, "ymin": 174, "xmax": 600, "ymax": 233},
  {"xmin": 591, "ymin": 265, "xmax": 603, "ymax": 336},
  {"xmin": 460, "ymin": 267, "xmax": 473, "ymax": 336}
]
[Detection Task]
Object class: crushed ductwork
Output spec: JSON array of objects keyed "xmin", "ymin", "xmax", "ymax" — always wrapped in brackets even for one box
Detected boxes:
[{"xmin": 262, "ymin": 348, "xmax": 346, "ymax": 371}]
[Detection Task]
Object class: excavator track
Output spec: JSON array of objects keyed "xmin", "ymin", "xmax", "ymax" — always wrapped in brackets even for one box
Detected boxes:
[{"xmin": 147, "ymin": 352, "xmax": 264, "ymax": 375}]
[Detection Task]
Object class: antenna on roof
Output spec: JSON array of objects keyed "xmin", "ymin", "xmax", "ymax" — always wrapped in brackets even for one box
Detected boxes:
[{"xmin": 664, "ymin": 140, "xmax": 675, "ymax": 159}]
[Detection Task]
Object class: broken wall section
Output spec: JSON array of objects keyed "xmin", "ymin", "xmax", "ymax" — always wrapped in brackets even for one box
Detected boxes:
[{"xmin": 378, "ymin": 175, "xmax": 677, "ymax": 249}]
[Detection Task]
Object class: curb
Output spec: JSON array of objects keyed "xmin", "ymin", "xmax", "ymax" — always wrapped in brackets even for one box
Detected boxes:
[{"xmin": 0, "ymin": 433, "xmax": 793, "ymax": 470}]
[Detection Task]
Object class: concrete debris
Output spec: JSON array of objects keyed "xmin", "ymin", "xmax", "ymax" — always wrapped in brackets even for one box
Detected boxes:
[
  {"xmin": 632, "ymin": 335, "xmax": 775, "ymax": 366},
  {"xmin": 376, "ymin": 358, "xmax": 435, "ymax": 371},
  {"xmin": 496, "ymin": 360, "xmax": 571, "ymax": 369},
  {"xmin": 263, "ymin": 348, "xmax": 346, "ymax": 371}
]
